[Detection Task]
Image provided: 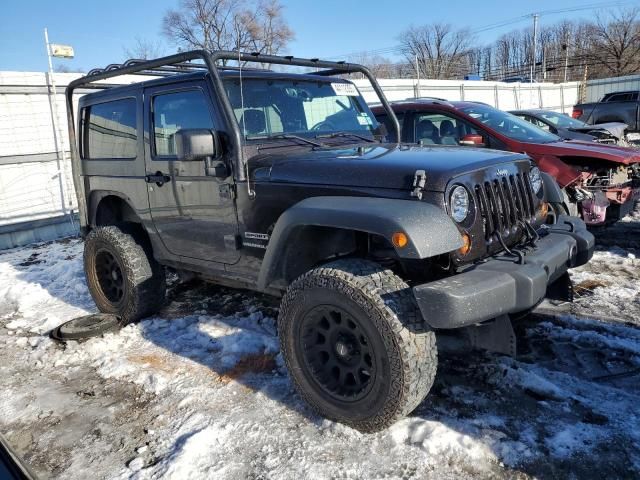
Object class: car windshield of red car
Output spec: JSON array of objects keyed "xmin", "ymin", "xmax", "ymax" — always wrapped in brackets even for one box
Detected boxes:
[{"xmin": 461, "ymin": 105, "xmax": 560, "ymax": 144}]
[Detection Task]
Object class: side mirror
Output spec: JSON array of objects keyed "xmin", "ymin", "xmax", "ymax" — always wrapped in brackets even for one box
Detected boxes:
[
  {"xmin": 459, "ymin": 134, "xmax": 485, "ymax": 147},
  {"xmin": 175, "ymin": 129, "xmax": 228, "ymax": 178},
  {"xmin": 175, "ymin": 128, "xmax": 219, "ymax": 160}
]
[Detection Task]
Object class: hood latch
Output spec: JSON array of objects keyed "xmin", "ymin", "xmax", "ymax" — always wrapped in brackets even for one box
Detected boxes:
[{"xmin": 410, "ymin": 170, "xmax": 427, "ymax": 200}]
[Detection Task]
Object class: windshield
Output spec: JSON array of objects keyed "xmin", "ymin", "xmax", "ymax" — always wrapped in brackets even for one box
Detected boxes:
[
  {"xmin": 461, "ymin": 104, "xmax": 560, "ymax": 143},
  {"xmin": 223, "ymin": 78, "xmax": 379, "ymax": 141},
  {"xmin": 535, "ymin": 111, "xmax": 588, "ymax": 129}
]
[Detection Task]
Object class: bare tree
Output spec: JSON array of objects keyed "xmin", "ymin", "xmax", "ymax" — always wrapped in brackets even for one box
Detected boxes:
[
  {"xmin": 162, "ymin": 0, "xmax": 293, "ymax": 57},
  {"xmin": 53, "ymin": 64, "xmax": 85, "ymax": 73},
  {"xmin": 247, "ymin": 0, "xmax": 293, "ymax": 56},
  {"xmin": 124, "ymin": 37, "xmax": 166, "ymax": 60},
  {"xmin": 589, "ymin": 8, "xmax": 640, "ymax": 77},
  {"xmin": 348, "ymin": 53, "xmax": 399, "ymax": 79},
  {"xmin": 399, "ymin": 23, "xmax": 475, "ymax": 79}
]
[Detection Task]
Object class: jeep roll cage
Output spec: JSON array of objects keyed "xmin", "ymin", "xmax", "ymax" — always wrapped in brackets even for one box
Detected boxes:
[{"xmin": 65, "ymin": 50, "xmax": 402, "ymax": 229}]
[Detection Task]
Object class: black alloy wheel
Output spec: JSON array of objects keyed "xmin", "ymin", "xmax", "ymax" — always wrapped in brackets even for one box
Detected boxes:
[
  {"xmin": 300, "ymin": 305, "xmax": 375, "ymax": 401},
  {"xmin": 95, "ymin": 249, "xmax": 125, "ymax": 304}
]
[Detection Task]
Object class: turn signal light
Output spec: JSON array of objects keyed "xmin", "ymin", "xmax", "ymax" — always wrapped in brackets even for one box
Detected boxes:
[
  {"xmin": 391, "ymin": 232, "xmax": 409, "ymax": 248},
  {"xmin": 459, "ymin": 233, "xmax": 472, "ymax": 255},
  {"xmin": 539, "ymin": 202, "xmax": 549, "ymax": 218}
]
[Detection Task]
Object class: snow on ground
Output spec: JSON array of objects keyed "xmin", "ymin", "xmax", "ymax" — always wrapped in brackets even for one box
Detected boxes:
[{"xmin": 1, "ymin": 211, "xmax": 639, "ymax": 479}]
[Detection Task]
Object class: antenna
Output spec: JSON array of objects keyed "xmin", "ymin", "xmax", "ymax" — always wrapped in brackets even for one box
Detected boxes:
[{"xmin": 238, "ymin": 50, "xmax": 255, "ymax": 199}]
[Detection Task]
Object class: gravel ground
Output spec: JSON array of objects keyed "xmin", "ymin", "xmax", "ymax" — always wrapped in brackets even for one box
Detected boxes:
[{"xmin": 0, "ymin": 207, "xmax": 639, "ymax": 480}]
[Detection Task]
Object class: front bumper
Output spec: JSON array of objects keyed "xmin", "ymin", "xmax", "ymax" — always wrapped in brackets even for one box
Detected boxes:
[{"xmin": 413, "ymin": 216, "xmax": 595, "ymax": 329}]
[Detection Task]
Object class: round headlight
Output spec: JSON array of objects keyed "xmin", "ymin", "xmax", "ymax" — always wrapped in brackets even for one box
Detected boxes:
[
  {"xmin": 450, "ymin": 185, "xmax": 470, "ymax": 223},
  {"xmin": 529, "ymin": 166, "xmax": 543, "ymax": 194}
]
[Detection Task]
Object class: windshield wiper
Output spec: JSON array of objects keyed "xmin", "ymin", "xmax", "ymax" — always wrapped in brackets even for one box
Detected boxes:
[
  {"xmin": 246, "ymin": 133, "xmax": 324, "ymax": 148},
  {"xmin": 315, "ymin": 132, "xmax": 377, "ymax": 143}
]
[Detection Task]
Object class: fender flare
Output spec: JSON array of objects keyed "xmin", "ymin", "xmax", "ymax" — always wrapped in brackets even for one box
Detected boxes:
[
  {"xmin": 88, "ymin": 190, "xmax": 140, "ymax": 226},
  {"xmin": 256, "ymin": 196, "xmax": 463, "ymax": 291}
]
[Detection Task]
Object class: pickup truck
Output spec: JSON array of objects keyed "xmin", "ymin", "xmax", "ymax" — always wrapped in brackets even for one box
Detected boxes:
[{"xmin": 572, "ymin": 91, "xmax": 640, "ymax": 143}]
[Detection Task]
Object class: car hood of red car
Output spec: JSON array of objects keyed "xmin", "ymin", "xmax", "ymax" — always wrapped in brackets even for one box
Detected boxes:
[{"xmin": 521, "ymin": 139, "xmax": 640, "ymax": 165}]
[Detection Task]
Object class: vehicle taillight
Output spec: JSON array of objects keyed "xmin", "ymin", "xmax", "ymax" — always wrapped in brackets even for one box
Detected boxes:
[{"xmin": 572, "ymin": 108, "xmax": 582, "ymax": 119}]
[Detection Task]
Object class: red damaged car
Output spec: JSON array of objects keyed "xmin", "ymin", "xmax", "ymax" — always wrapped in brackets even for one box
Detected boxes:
[{"xmin": 372, "ymin": 99, "xmax": 640, "ymax": 225}]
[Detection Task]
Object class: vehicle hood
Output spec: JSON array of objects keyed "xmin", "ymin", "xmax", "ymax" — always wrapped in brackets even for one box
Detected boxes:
[
  {"xmin": 556, "ymin": 128, "xmax": 597, "ymax": 142},
  {"xmin": 251, "ymin": 144, "xmax": 529, "ymax": 192},
  {"xmin": 568, "ymin": 122, "xmax": 628, "ymax": 139},
  {"xmin": 522, "ymin": 139, "xmax": 640, "ymax": 165}
]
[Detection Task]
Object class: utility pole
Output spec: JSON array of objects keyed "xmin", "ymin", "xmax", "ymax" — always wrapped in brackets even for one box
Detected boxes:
[
  {"xmin": 44, "ymin": 28, "xmax": 75, "ymax": 229},
  {"xmin": 563, "ymin": 39, "xmax": 570, "ymax": 83},
  {"xmin": 530, "ymin": 13, "xmax": 539, "ymax": 83},
  {"xmin": 415, "ymin": 54, "xmax": 421, "ymax": 98},
  {"xmin": 580, "ymin": 63, "xmax": 589, "ymax": 103}
]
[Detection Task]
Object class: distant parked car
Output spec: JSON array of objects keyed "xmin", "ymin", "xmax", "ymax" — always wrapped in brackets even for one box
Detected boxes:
[
  {"xmin": 510, "ymin": 109, "xmax": 626, "ymax": 144},
  {"xmin": 372, "ymin": 99, "xmax": 640, "ymax": 226},
  {"xmin": 572, "ymin": 90, "xmax": 640, "ymax": 144}
]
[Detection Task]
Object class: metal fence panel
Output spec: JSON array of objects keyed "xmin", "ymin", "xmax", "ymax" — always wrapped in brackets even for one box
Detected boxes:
[
  {"xmin": 585, "ymin": 74, "xmax": 640, "ymax": 103},
  {"xmin": 0, "ymin": 70, "xmax": 583, "ymax": 249}
]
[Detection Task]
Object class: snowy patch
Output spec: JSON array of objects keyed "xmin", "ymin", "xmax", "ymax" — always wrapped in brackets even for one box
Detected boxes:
[{"xmin": 1, "ymin": 221, "xmax": 640, "ymax": 479}]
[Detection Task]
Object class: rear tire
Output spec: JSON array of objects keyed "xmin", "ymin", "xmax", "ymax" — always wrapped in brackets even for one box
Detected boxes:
[
  {"xmin": 84, "ymin": 225, "xmax": 166, "ymax": 324},
  {"xmin": 278, "ymin": 259, "xmax": 437, "ymax": 432}
]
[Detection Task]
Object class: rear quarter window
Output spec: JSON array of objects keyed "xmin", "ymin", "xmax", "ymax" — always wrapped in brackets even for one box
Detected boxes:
[{"xmin": 82, "ymin": 98, "xmax": 137, "ymax": 159}]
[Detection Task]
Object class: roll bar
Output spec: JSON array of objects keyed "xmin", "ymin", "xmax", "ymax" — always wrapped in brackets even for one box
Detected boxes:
[{"xmin": 65, "ymin": 50, "xmax": 401, "ymax": 227}]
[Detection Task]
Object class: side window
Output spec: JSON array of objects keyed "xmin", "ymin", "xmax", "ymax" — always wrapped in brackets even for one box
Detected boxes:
[
  {"xmin": 84, "ymin": 98, "xmax": 137, "ymax": 159},
  {"xmin": 606, "ymin": 93, "xmax": 632, "ymax": 102},
  {"xmin": 375, "ymin": 113, "xmax": 404, "ymax": 142},
  {"xmin": 152, "ymin": 89, "xmax": 214, "ymax": 157},
  {"xmin": 412, "ymin": 112, "xmax": 479, "ymax": 145}
]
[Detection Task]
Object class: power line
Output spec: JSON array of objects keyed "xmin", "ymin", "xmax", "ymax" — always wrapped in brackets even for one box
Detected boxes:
[{"xmin": 330, "ymin": 0, "xmax": 635, "ymax": 60}]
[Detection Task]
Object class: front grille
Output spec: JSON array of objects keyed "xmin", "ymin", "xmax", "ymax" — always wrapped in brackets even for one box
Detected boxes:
[{"xmin": 474, "ymin": 173, "xmax": 536, "ymax": 241}]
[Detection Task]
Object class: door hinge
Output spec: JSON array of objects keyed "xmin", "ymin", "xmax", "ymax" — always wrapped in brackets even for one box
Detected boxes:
[
  {"xmin": 411, "ymin": 170, "xmax": 427, "ymax": 200},
  {"xmin": 219, "ymin": 183, "xmax": 236, "ymax": 200}
]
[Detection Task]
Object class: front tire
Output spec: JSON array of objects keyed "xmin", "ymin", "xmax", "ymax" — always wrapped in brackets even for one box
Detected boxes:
[
  {"xmin": 278, "ymin": 259, "xmax": 437, "ymax": 432},
  {"xmin": 84, "ymin": 225, "xmax": 166, "ymax": 324}
]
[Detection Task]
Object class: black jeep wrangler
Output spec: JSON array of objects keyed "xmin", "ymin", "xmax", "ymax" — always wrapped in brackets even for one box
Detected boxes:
[{"xmin": 66, "ymin": 51, "xmax": 594, "ymax": 432}]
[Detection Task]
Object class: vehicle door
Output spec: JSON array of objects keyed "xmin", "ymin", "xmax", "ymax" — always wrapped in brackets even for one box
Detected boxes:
[
  {"xmin": 594, "ymin": 93, "xmax": 639, "ymax": 125},
  {"xmin": 143, "ymin": 80, "xmax": 240, "ymax": 264}
]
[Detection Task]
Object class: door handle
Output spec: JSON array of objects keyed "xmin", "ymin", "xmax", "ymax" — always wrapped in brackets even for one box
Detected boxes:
[{"xmin": 145, "ymin": 171, "xmax": 171, "ymax": 187}]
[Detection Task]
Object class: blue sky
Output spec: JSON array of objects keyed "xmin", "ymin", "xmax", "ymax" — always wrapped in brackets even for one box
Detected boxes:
[{"xmin": 0, "ymin": 0, "xmax": 633, "ymax": 72}]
